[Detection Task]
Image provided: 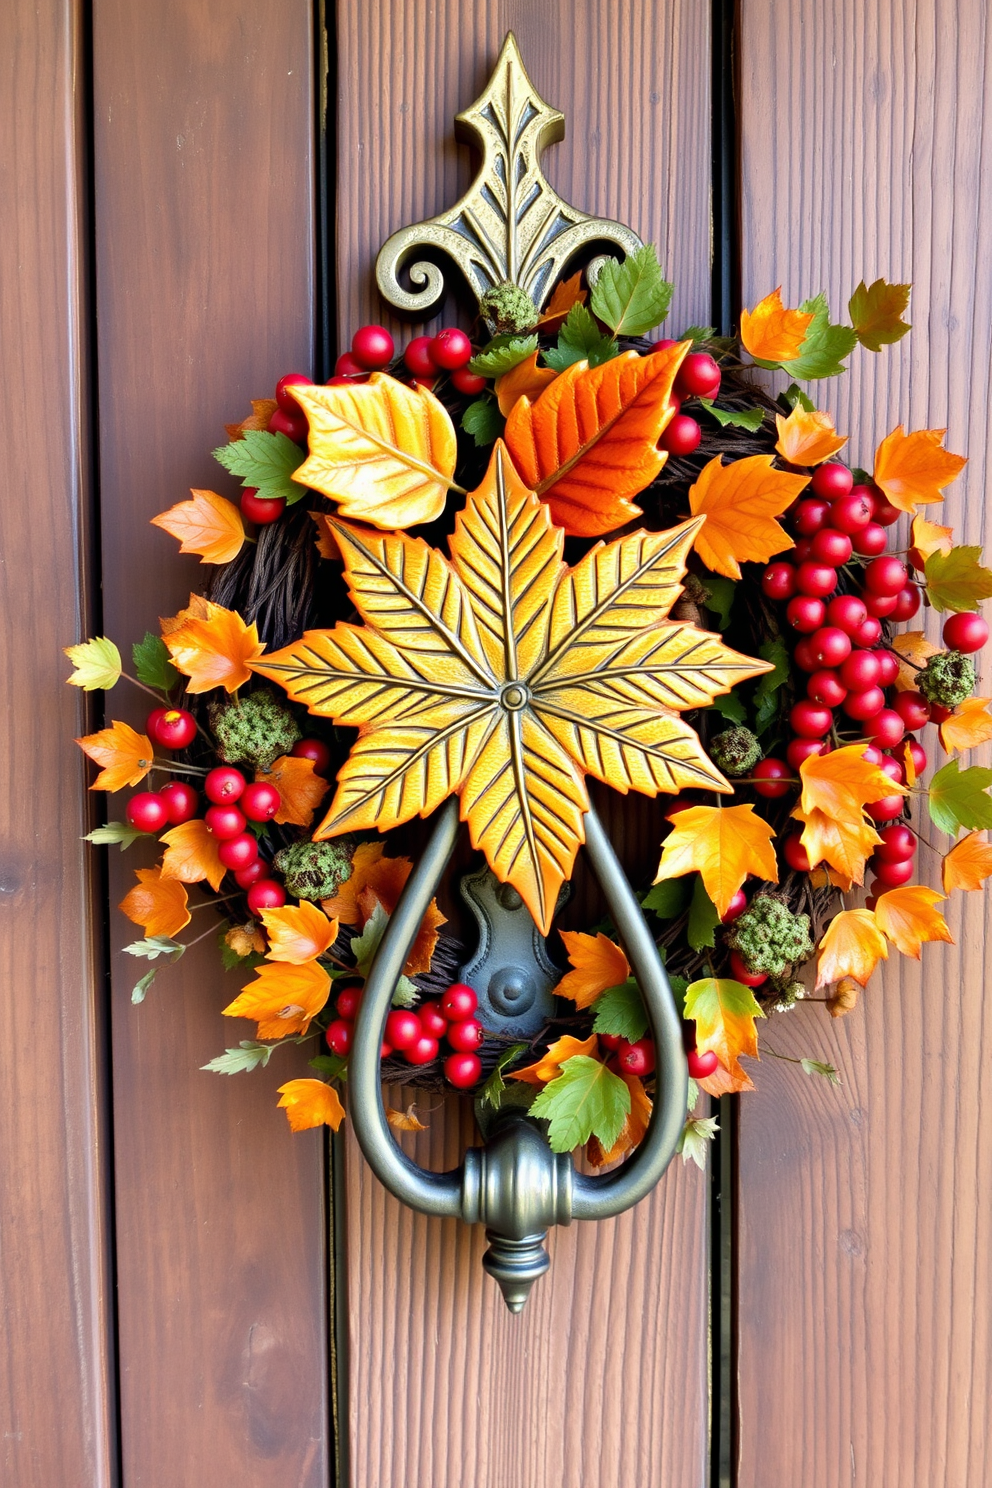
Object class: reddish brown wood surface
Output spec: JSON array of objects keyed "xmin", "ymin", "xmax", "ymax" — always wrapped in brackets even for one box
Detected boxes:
[
  {"xmin": 0, "ymin": 4, "xmax": 117, "ymax": 1485},
  {"xmin": 91, "ymin": 3, "xmax": 331, "ymax": 1481},
  {"xmin": 335, "ymin": 8, "xmax": 712, "ymax": 1485},
  {"xmin": 737, "ymin": 3, "xmax": 992, "ymax": 1484}
]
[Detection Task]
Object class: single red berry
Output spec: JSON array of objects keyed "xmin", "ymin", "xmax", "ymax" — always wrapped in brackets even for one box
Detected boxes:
[
  {"xmin": 721, "ymin": 888, "xmax": 749, "ymax": 921},
  {"xmin": 417, "ymin": 1001, "xmax": 448, "ymax": 1039},
  {"xmin": 864, "ymin": 555, "xmax": 908, "ymax": 597},
  {"xmin": 663, "ymin": 795, "xmax": 695, "ymax": 820},
  {"xmin": 599, "ymin": 1033, "xmax": 623, "ymax": 1051},
  {"xmin": 325, "ymin": 1019, "xmax": 353, "ymax": 1057},
  {"xmin": 659, "ymin": 414, "xmax": 701, "ymax": 455},
  {"xmin": 275, "ymin": 372, "xmax": 312, "ymax": 412},
  {"xmin": 267, "ymin": 407, "xmax": 308, "ymax": 443},
  {"xmin": 790, "ymin": 700, "xmax": 833, "ymax": 738},
  {"xmin": 893, "ymin": 690, "xmax": 930, "ymax": 731},
  {"xmin": 234, "ymin": 859, "xmax": 268, "ymax": 887},
  {"xmin": 687, "ymin": 1048, "xmax": 719, "ymax": 1079},
  {"xmin": 880, "ymin": 755, "xmax": 905, "ymax": 784},
  {"xmin": 291, "ymin": 737, "xmax": 332, "ymax": 774},
  {"xmin": 334, "ymin": 351, "xmax": 366, "ymax": 377},
  {"xmin": 782, "ymin": 834, "xmax": 812, "ymax": 873},
  {"xmin": 158, "ymin": 779, "xmax": 199, "ymax": 825},
  {"xmin": 795, "ymin": 561, "xmax": 839, "ymax": 598},
  {"xmin": 787, "ymin": 594, "xmax": 827, "ymax": 633},
  {"xmin": 752, "ymin": 758, "xmax": 792, "ymax": 798},
  {"xmin": 217, "ymin": 832, "xmax": 259, "ymax": 871},
  {"xmin": 205, "ymin": 766, "xmax": 246, "ymax": 804},
  {"xmin": 810, "ymin": 528, "xmax": 854, "ymax": 567},
  {"xmin": 810, "ymin": 625, "xmax": 852, "ymax": 668},
  {"xmin": 844, "ymin": 685, "xmax": 886, "ymax": 721},
  {"xmin": 126, "ymin": 791, "xmax": 169, "ymax": 833},
  {"xmin": 430, "ymin": 327, "xmax": 472, "ymax": 370},
  {"xmin": 385, "ymin": 1009, "xmax": 421, "ymax": 1051},
  {"xmin": 826, "ymin": 593, "xmax": 868, "ymax": 635},
  {"xmin": 246, "ymin": 879, "xmax": 287, "ymax": 913},
  {"xmin": 787, "ymin": 738, "xmax": 828, "ymax": 770},
  {"xmin": 241, "ymin": 489, "xmax": 286, "ymax": 524},
  {"xmin": 411, "ymin": 376, "xmax": 435, "ymax": 390},
  {"xmin": 205, "ymin": 804, "xmax": 247, "ymax": 840},
  {"xmin": 444, "ymin": 1052, "xmax": 482, "ymax": 1089},
  {"xmin": 892, "ymin": 585, "xmax": 921, "ymax": 622},
  {"xmin": 866, "ymin": 709, "xmax": 906, "ymax": 749},
  {"xmin": 907, "ymin": 739, "xmax": 927, "ymax": 776},
  {"xmin": 440, "ymin": 983, "xmax": 478, "ymax": 1021},
  {"xmin": 150, "ymin": 708, "xmax": 197, "ymax": 750},
  {"xmin": 336, "ymin": 986, "xmax": 363, "ymax": 1021},
  {"xmin": 447, "ymin": 1019, "xmax": 484, "ymax": 1053},
  {"xmin": 811, "ymin": 462, "xmax": 854, "ymax": 500},
  {"xmin": 872, "ymin": 856, "xmax": 915, "ymax": 887},
  {"xmin": 928, "ymin": 702, "xmax": 953, "ymax": 724},
  {"xmin": 793, "ymin": 498, "xmax": 832, "ymax": 536},
  {"xmin": 863, "ymin": 590, "xmax": 899, "ymax": 618},
  {"xmin": 380, "ymin": 1040, "xmax": 393, "ymax": 1060},
  {"xmin": 675, "ymin": 351, "xmax": 721, "ymax": 398},
  {"xmin": 840, "ymin": 648, "xmax": 882, "ymax": 691},
  {"xmin": 728, "ymin": 949, "xmax": 767, "ymax": 987},
  {"xmin": 618, "ymin": 1037, "xmax": 656, "ymax": 1077},
  {"xmin": 325, "ymin": 375, "xmax": 354, "ymax": 386},
  {"xmin": 762, "ymin": 562, "xmax": 796, "ymax": 602},
  {"xmin": 852, "ymin": 616, "xmax": 884, "ymax": 648},
  {"xmin": 451, "ymin": 366, "xmax": 487, "ymax": 395},
  {"xmin": 829, "ymin": 489, "xmax": 874, "ymax": 534},
  {"xmin": 870, "ymin": 491, "xmax": 902, "ymax": 526},
  {"xmin": 146, "ymin": 706, "xmax": 169, "ymax": 741},
  {"xmin": 867, "ymin": 794, "xmax": 905, "ymax": 823},
  {"xmin": 403, "ymin": 335, "xmax": 438, "ymax": 377},
  {"xmin": 241, "ymin": 781, "xmax": 281, "ymax": 821},
  {"xmin": 874, "ymin": 823, "xmax": 916, "ymax": 863},
  {"xmin": 942, "ymin": 611, "xmax": 989, "ymax": 653},
  {"xmin": 875, "ymin": 649, "xmax": 900, "ymax": 687},
  {"xmin": 807, "ymin": 669, "xmax": 847, "ymax": 707},
  {"xmin": 852, "ymin": 522, "xmax": 888, "ymax": 557},
  {"xmin": 793, "ymin": 638, "xmax": 818, "ymax": 672},
  {"xmin": 404, "ymin": 1033, "xmax": 440, "ymax": 1066},
  {"xmin": 793, "ymin": 538, "xmax": 814, "ymax": 563},
  {"xmin": 351, "ymin": 324, "xmax": 395, "ymax": 369}
]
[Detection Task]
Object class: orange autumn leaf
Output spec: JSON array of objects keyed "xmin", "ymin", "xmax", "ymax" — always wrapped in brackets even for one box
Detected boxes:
[
  {"xmin": 495, "ymin": 351, "xmax": 558, "ymax": 416},
  {"xmin": 321, "ymin": 841, "xmax": 444, "ymax": 977},
  {"xmin": 815, "ymin": 908, "xmax": 888, "ymax": 989},
  {"xmin": 225, "ymin": 960, "xmax": 332, "ymax": 1038},
  {"xmin": 160, "ymin": 592, "xmax": 210, "ymax": 636},
  {"xmin": 310, "ymin": 511, "xmax": 341, "ymax": 561},
  {"xmin": 151, "ymin": 489, "xmax": 246, "ymax": 564},
  {"xmin": 684, "ymin": 976, "xmax": 764, "ymax": 1096},
  {"xmin": 874, "ymin": 885, "xmax": 953, "ymax": 958},
  {"xmin": 939, "ymin": 697, "xmax": 992, "ymax": 754},
  {"xmin": 903, "ymin": 740, "xmax": 918, "ymax": 787},
  {"xmin": 556, "ymin": 931, "xmax": 631, "ymax": 1010},
  {"xmin": 225, "ymin": 397, "xmax": 278, "ymax": 441},
  {"xmin": 654, "ymin": 804, "xmax": 778, "ymax": 918},
  {"xmin": 164, "ymin": 599, "xmax": 264, "ymax": 693},
  {"xmin": 260, "ymin": 901, "xmax": 339, "ymax": 964},
  {"xmin": 537, "ymin": 271, "xmax": 587, "ymax": 331},
  {"xmin": 225, "ymin": 922, "xmax": 265, "ymax": 957},
  {"xmin": 257, "ymin": 755, "xmax": 329, "ymax": 827},
  {"xmin": 159, "ymin": 818, "xmax": 226, "ymax": 892},
  {"xmin": 794, "ymin": 807, "xmax": 881, "ymax": 886},
  {"xmin": 119, "ymin": 866, "xmax": 190, "ymax": 939},
  {"xmin": 277, "ymin": 1078, "xmax": 345, "ymax": 1133},
  {"xmin": 508, "ymin": 1032, "xmax": 599, "ymax": 1086},
  {"xmin": 942, "ymin": 831, "xmax": 992, "ymax": 893},
  {"xmin": 76, "ymin": 720, "xmax": 154, "ymax": 792},
  {"xmin": 739, "ymin": 288, "xmax": 814, "ymax": 363},
  {"xmin": 386, "ymin": 1104, "xmax": 428, "ymax": 1132},
  {"xmin": 773, "ymin": 406, "xmax": 847, "ymax": 466},
  {"xmin": 798, "ymin": 742, "xmax": 902, "ymax": 822},
  {"xmin": 909, "ymin": 514, "xmax": 954, "ymax": 569},
  {"xmin": 503, "ymin": 342, "xmax": 688, "ymax": 536},
  {"xmin": 873, "ymin": 426, "xmax": 967, "ymax": 512},
  {"xmin": 687, "ymin": 454, "xmax": 808, "ymax": 579},
  {"xmin": 891, "ymin": 630, "xmax": 938, "ymax": 692},
  {"xmin": 588, "ymin": 1072, "xmax": 652, "ymax": 1165}
]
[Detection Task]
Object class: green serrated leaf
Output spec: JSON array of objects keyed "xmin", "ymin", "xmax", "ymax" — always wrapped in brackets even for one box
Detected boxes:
[
  {"xmin": 679, "ymin": 324, "xmax": 717, "ymax": 345},
  {"xmin": 530, "ymin": 1055, "xmax": 631, "ymax": 1154},
  {"xmin": 64, "ymin": 636, "xmax": 122, "ymax": 690},
  {"xmin": 543, "ymin": 303, "xmax": 619, "ymax": 371},
  {"xmin": 928, "ymin": 759, "xmax": 992, "ymax": 835},
  {"xmin": 701, "ymin": 574, "xmax": 736, "ymax": 629},
  {"xmin": 687, "ymin": 1076, "xmax": 699, "ymax": 1112},
  {"xmin": 591, "ymin": 979, "xmax": 648, "ymax": 1042},
  {"xmin": 708, "ymin": 691, "xmax": 747, "ymax": 724},
  {"xmin": 123, "ymin": 935, "xmax": 185, "ymax": 962},
  {"xmin": 589, "ymin": 243, "xmax": 673, "ymax": 336},
  {"xmin": 687, "ymin": 876, "xmax": 720, "ymax": 952},
  {"xmin": 753, "ymin": 635, "xmax": 791, "ymax": 734},
  {"xmin": 351, "ymin": 904, "xmax": 418, "ymax": 1005},
  {"xmin": 779, "ymin": 382, "xmax": 816, "ymax": 413},
  {"xmin": 848, "ymin": 278, "xmax": 912, "ymax": 353},
  {"xmin": 84, "ymin": 821, "xmax": 147, "ymax": 851},
  {"xmin": 669, "ymin": 975, "xmax": 690, "ymax": 1018},
  {"xmin": 392, "ymin": 975, "xmax": 419, "ymax": 1008},
  {"xmin": 310, "ymin": 1052, "xmax": 349, "ymax": 1081},
  {"xmin": 202, "ymin": 1041, "xmax": 274, "ymax": 1075},
  {"xmin": 678, "ymin": 1113, "xmax": 720, "ymax": 1168},
  {"xmin": 132, "ymin": 632, "xmax": 179, "ymax": 690},
  {"xmin": 460, "ymin": 397, "xmax": 504, "ymax": 447},
  {"xmin": 698, "ymin": 398, "xmax": 765, "ymax": 433},
  {"xmin": 801, "ymin": 1057, "xmax": 842, "ymax": 1086},
  {"xmin": 923, "ymin": 546, "xmax": 992, "ymax": 613},
  {"xmin": 212, "ymin": 428, "xmax": 306, "ymax": 503},
  {"xmin": 480, "ymin": 1041, "xmax": 531, "ymax": 1109},
  {"xmin": 779, "ymin": 293, "xmax": 858, "ymax": 380},
  {"xmin": 641, "ymin": 877, "xmax": 690, "ymax": 919},
  {"xmin": 467, "ymin": 334, "xmax": 538, "ymax": 377},
  {"xmin": 131, "ymin": 968, "xmax": 158, "ymax": 1004}
]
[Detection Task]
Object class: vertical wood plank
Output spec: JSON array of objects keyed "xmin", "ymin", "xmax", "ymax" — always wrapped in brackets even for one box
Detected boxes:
[
  {"xmin": 737, "ymin": 4, "xmax": 992, "ymax": 1484},
  {"xmin": 92, "ymin": 4, "xmax": 331, "ymax": 1482},
  {"xmin": 335, "ymin": 7, "xmax": 712, "ymax": 1485},
  {"xmin": 0, "ymin": 5, "xmax": 117, "ymax": 1485}
]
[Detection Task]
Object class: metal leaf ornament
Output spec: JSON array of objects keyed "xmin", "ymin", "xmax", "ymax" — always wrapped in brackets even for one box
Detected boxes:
[{"xmin": 253, "ymin": 444, "xmax": 770, "ymax": 935}]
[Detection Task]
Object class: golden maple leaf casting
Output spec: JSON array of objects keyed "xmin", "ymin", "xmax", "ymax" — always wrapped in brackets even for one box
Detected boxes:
[{"xmin": 253, "ymin": 443, "xmax": 770, "ymax": 934}]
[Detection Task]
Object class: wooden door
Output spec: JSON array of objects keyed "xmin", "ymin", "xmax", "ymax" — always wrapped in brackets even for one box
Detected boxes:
[{"xmin": 3, "ymin": 3, "xmax": 991, "ymax": 1486}]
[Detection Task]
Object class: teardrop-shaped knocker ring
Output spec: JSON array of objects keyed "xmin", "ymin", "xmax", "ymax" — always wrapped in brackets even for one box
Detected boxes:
[{"xmin": 349, "ymin": 797, "xmax": 688, "ymax": 1312}]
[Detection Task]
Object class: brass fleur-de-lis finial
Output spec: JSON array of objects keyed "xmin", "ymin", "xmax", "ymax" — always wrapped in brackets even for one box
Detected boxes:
[{"xmin": 375, "ymin": 32, "xmax": 643, "ymax": 325}]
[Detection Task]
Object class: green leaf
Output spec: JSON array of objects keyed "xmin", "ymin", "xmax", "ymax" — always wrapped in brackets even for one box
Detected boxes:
[
  {"xmin": 687, "ymin": 876, "xmax": 720, "ymax": 952},
  {"xmin": 202, "ymin": 1041, "xmax": 274, "ymax": 1075},
  {"xmin": 212, "ymin": 428, "xmax": 306, "ymax": 503},
  {"xmin": 701, "ymin": 575, "xmax": 736, "ymax": 629},
  {"xmin": 679, "ymin": 324, "xmax": 717, "ymax": 345},
  {"xmin": 350, "ymin": 904, "xmax": 418, "ymax": 1006},
  {"xmin": 530, "ymin": 1055, "xmax": 631, "ymax": 1153},
  {"xmin": 589, "ymin": 243, "xmax": 673, "ymax": 336},
  {"xmin": 467, "ymin": 334, "xmax": 538, "ymax": 377},
  {"xmin": 848, "ymin": 278, "xmax": 912, "ymax": 353},
  {"xmin": 480, "ymin": 1042, "xmax": 531, "ymax": 1109},
  {"xmin": 122, "ymin": 935, "xmax": 185, "ymax": 962},
  {"xmin": 668, "ymin": 975, "xmax": 690, "ymax": 1018},
  {"xmin": 64, "ymin": 636, "xmax": 122, "ymax": 690},
  {"xmin": 543, "ymin": 304, "xmax": 619, "ymax": 371},
  {"xmin": 461, "ymin": 397, "xmax": 504, "ymax": 447},
  {"xmin": 85, "ymin": 821, "xmax": 146, "ymax": 851},
  {"xmin": 928, "ymin": 759, "xmax": 992, "ymax": 835},
  {"xmin": 779, "ymin": 382, "xmax": 816, "ymax": 413},
  {"xmin": 132, "ymin": 632, "xmax": 179, "ymax": 690},
  {"xmin": 683, "ymin": 976, "xmax": 765, "ymax": 1029},
  {"xmin": 641, "ymin": 877, "xmax": 690, "ymax": 919},
  {"xmin": 923, "ymin": 546, "xmax": 992, "ymax": 613},
  {"xmin": 131, "ymin": 969, "xmax": 158, "ymax": 1004},
  {"xmin": 753, "ymin": 635, "xmax": 791, "ymax": 734},
  {"xmin": 698, "ymin": 398, "xmax": 765, "ymax": 433},
  {"xmin": 801, "ymin": 1057, "xmax": 842, "ymax": 1086},
  {"xmin": 780, "ymin": 294, "xmax": 858, "ymax": 380},
  {"xmin": 310, "ymin": 1052, "xmax": 349, "ymax": 1081},
  {"xmin": 708, "ymin": 691, "xmax": 747, "ymax": 724},
  {"xmin": 592, "ymin": 979, "xmax": 648, "ymax": 1042},
  {"xmin": 687, "ymin": 1076, "xmax": 699, "ymax": 1113},
  {"xmin": 392, "ymin": 975, "xmax": 419, "ymax": 1008},
  {"xmin": 678, "ymin": 1114, "xmax": 720, "ymax": 1168}
]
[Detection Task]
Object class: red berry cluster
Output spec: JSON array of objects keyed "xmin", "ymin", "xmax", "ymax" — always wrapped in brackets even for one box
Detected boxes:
[
  {"xmin": 344, "ymin": 981, "xmax": 484, "ymax": 1089},
  {"xmin": 655, "ymin": 348, "xmax": 723, "ymax": 457}
]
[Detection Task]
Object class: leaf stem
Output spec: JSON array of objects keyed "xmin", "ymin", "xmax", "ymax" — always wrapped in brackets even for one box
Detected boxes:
[
  {"xmin": 150, "ymin": 758, "xmax": 209, "ymax": 776},
  {"xmin": 119, "ymin": 670, "xmax": 170, "ymax": 703}
]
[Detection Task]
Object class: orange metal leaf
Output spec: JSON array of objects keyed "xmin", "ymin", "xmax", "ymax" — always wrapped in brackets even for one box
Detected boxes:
[
  {"xmin": 164, "ymin": 599, "xmax": 264, "ymax": 694},
  {"xmin": 495, "ymin": 351, "xmax": 558, "ymax": 417},
  {"xmin": 151, "ymin": 489, "xmax": 246, "ymax": 564},
  {"xmin": 224, "ymin": 960, "xmax": 332, "ymax": 1038},
  {"xmin": 260, "ymin": 902, "xmax": 339, "ymax": 964},
  {"xmin": 159, "ymin": 818, "xmax": 226, "ymax": 892},
  {"xmin": 277, "ymin": 1079, "xmax": 345, "ymax": 1133},
  {"xmin": 942, "ymin": 831, "xmax": 992, "ymax": 893},
  {"xmin": 119, "ymin": 866, "xmax": 190, "ymax": 939},
  {"xmin": 773, "ymin": 406, "xmax": 847, "ymax": 466},
  {"xmin": 739, "ymin": 288, "xmax": 813, "ymax": 363},
  {"xmin": 874, "ymin": 885, "xmax": 953, "ymax": 958},
  {"xmin": 872, "ymin": 425, "xmax": 967, "ymax": 512},
  {"xmin": 76, "ymin": 720, "xmax": 154, "ymax": 792},
  {"xmin": 687, "ymin": 454, "xmax": 808, "ymax": 579},
  {"xmin": 508, "ymin": 1032, "xmax": 599, "ymax": 1086},
  {"xmin": 654, "ymin": 804, "xmax": 778, "ymax": 918},
  {"xmin": 815, "ymin": 908, "xmax": 888, "ymax": 989},
  {"xmin": 556, "ymin": 931, "xmax": 630, "ymax": 1010},
  {"xmin": 256, "ymin": 755, "xmax": 328, "ymax": 827},
  {"xmin": 938, "ymin": 697, "xmax": 992, "ymax": 754}
]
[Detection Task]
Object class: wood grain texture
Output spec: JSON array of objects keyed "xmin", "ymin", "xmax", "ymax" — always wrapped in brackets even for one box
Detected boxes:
[
  {"xmin": 0, "ymin": 4, "xmax": 116, "ymax": 1485},
  {"xmin": 92, "ymin": 4, "xmax": 330, "ymax": 1482},
  {"xmin": 738, "ymin": 4, "xmax": 992, "ymax": 1484},
  {"xmin": 336, "ymin": 9, "xmax": 712, "ymax": 1483}
]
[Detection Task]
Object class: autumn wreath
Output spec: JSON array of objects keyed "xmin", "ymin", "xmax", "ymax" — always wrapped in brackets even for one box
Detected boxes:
[{"xmin": 68, "ymin": 251, "xmax": 992, "ymax": 1166}]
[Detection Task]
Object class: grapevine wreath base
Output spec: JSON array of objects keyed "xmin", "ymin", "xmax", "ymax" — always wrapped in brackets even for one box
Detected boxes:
[{"xmin": 69, "ymin": 256, "xmax": 992, "ymax": 1167}]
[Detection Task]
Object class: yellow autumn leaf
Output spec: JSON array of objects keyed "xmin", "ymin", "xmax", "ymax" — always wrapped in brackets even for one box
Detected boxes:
[
  {"xmin": 891, "ymin": 630, "xmax": 939, "ymax": 692},
  {"xmin": 654, "ymin": 804, "xmax": 778, "ymax": 918},
  {"xmin": 798, "ymin": 743, "xmax": 901, "ymax": 822},
  {"xmin": 164, "ymin": 599, "xmax": 264, "ymax": 693},
  {"xmin": 909, "ymin": 514, "xmax": 954, "ymax": 569},
  {"xmin": 508, "ymin": 1032, "xmax": 599, "ymax": 1086},
  {"xmin": 874, "ymin": 885, "xmax": 953, "ymax": 958},
  {"xmin": 160, "ymin": 592, "xmax": 210, "ymax": 636},
  {"xmin": 288, "ymin": 373, "xmax": 458, "ymax": 530},
  {"xmin": 684, "ymin": 976, "xmax": 764, "ymax": 1095},
  {"xmin": 76, "ymin": 720, "xmax": 154, "ymax": 792},
  {"xmin": 119, "ymin": 867, "xmax": 191, "ymax": 939},
  {"xmin": 151, "ymin": 489, "xmax": 246, "ymax": 564},
  {"xmin": 942, "ymin": 831, "xmax": 992, "ymax": 893},
  {"xmin": 939, "ymin": 697, "xmax": 992, "ymax": 754},
  {"xmin": 773, "ymin": 406, "xmax": 847, "ymax": 466},
  {"xmin": 225, "ymin": 960, "xmax": 332, "ymax": 1038},
  {"xmin": 537, "ymin": 271, "xmax": 587, "ymax": 331},
  {"xmin": 257, "ymin": 755, "xmax": 329, "ymax": 827},
  {"xmin": 739, "ymin": 288, "xmax": 814, "ymax": 363},
  {"xmin": 873, "ymin": 426, "xmax": 967, "ymax": 512},
  {"xmin": 260, "ymin": 901, "xmax": 339, "ymax": 964},
  {"xmin": 588, "ymin": 1071, "xmax": 652, "ymax": 1165},
  {"xmin": 277, "ymin": 1079, "xmax": 346, "ymax": 1133},
  {"xmin": 793, "ymin": 807, "xmax": 881, "ymax": 886},
  {"xmin": 815, "ymin": 908, "xmax": 888, "ymax": 989},
  {"xmin": 687, "ymin": 454, "xmax": 809, "ymax": 579},
  {"xmin": 225, "ymin": 922, "xmax": 265, "ymax": 957},
  {"xmin": 556, "ymin": 931, "xmax": 631, "ymax": 1010},
  {"xmin": 159, "ymin": 818, "xmax": 226, "ymax": 893},
  {"xmin": 495, "ymin": 351, "xmax": 558, "ymax": 416},
  {"xmin": 64, "ymin": 636, "xmax": 122, "ymax": 690}
]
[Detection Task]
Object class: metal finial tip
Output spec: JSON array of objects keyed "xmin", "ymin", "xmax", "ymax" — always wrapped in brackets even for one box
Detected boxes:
[{"xmin": 482, "ymin": 1230, "xmax": 550, "ymax": 1313}]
